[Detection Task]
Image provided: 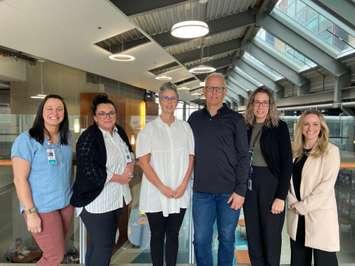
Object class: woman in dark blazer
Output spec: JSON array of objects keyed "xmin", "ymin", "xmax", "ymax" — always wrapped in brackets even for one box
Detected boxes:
[
  {"xmin": 244, "ymin": 86, "xmax": 293, "ymax": 266},
  {"xmin": 70, "ymin": 94, "xmax": 134, "ymax": 266}
]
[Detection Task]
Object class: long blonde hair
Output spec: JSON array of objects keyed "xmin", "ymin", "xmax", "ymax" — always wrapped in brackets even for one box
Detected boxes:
[
  {"xmin": 245, "ymin": 87, "xmax": 279, "ymax": 127},
  {"xmin": 293, "ymin": 110, "xmax": 329, "ymax": 159}
]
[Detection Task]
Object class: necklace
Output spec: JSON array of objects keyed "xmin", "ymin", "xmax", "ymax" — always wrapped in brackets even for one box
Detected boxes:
[{"xmin": 303, "ymin": 147, "xmax": 312, "ymax": 156}]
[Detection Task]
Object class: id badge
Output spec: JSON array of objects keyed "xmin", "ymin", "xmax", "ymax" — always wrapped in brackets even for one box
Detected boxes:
[
  {"xmin": 47, "ymin": 148, "xmax": 57, "ymax": 165},
  {"xmin": 125, "ymin": 147, "xmax": 132, "ymax": 163}
]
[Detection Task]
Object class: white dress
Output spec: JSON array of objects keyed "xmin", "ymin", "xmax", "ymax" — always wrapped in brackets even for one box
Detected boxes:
[{"xmin": 136, "ymin": 117, "xmax": 194, "ymax": 217}]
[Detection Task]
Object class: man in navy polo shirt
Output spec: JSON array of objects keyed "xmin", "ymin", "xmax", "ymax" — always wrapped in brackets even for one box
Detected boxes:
[{"xmin": 188, "ymin": 73, "xmax": 249, "ymax": 266}]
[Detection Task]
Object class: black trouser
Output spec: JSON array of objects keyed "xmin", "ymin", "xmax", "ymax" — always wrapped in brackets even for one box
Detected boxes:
[
  {"xmin": 290, "ymin": 216, "xmax": 338, "ymax": 266},
  {"xmin": 244, "ymin": 166, "xmax": 285, "ymax": 266},
  {"xmin": 146, "ymin": 209, "xmax": 186, "ymax": 266},
  {"xmin": 80, "ymin": 208, "xmax": 121, "ymax": 266}
]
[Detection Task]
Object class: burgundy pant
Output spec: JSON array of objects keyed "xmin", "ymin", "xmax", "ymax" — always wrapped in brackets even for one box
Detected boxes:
[{"xmin": 29, "ymin": 205, "xmax": 74, "ymax": 266}]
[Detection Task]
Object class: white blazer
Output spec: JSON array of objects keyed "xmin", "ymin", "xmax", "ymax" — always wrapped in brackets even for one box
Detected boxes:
[{"xmin": 287, "ymin": 143, "xmax": 340, "ymax": 252}]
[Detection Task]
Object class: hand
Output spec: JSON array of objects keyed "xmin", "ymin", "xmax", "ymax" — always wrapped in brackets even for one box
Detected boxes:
[
  {"xmin": 271, "ymin": 198, "xmax": 285, "ymax": 214},
  {"xmin": 289, "ymin": 203, "xmax": 296, "ymax": 209},
  {"xmin": 227, "ymin": 193, "xmax": 245, "ymax": 210},
  {"xmin": 26, "ymin": 212, "xmax": 42, "ymax": 234},
  {"xmin": 111, "ymin": 165, "xmax": 133, "ymax": 184},
  {"xmin": 174, "ymin": 181, "xmax": 188, "ymax": 198},
  {"xmin": 158, "ymin": 184, "xmax": 175, "ymax": 198},
  {"xmin": 126, "ymin": 162, "xmax": 134, "ymax": 176}
]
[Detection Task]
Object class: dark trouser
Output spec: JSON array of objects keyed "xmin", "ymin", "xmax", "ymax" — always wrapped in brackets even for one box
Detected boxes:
[
  {"xmin": 146, "ymin": 209, "xmax": 186, "ymax": 266},
  {"xmin": 290, "ymin": 216, "xmax": 338, "ymax": 266},
  {"xmin": 80, "ymin": 208, "xmax": 121, "ymax": 266},
  {"xmin": 244, "ymin": 166, "xmax": 285, "ymax": 266}
]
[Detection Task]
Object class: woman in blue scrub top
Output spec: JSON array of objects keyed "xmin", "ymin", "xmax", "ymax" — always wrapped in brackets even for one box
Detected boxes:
[{"xmin": 12, "ymin": 94, "xmax": 73, "ymax": 266}]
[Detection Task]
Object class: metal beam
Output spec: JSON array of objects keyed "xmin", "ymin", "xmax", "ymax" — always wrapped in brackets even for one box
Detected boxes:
[
  {"xmin": 188, "ymin": 56, "xmax": 232, "ymax": 69},
  {"xmin": 334, "ymin": 73, "xmax": 351, "ymax": 106},
  {"xmin": 149, "ymin": 8, "xmax": 257, "ymax": 47},
  {"xmin": 230, "ymin": 70, "xmax": 260, "ymax": 89},
  {"xmin": 225, "ymin": 95, "xmax": 238, "ymax": 104},
  {"xmin": 231, "ymin": 68, "xmax": 262, "ymax": 87},
  {"xmin": 257, "ymin": 15, "xmax": 348, "ymax": 77},
  {"xmin": 228, "ymin": 75, "xmax": 257, "ymax": 92},
  {"xmin": 227, "ymin": 81, "xmax": 248, "ymax": 98},
  {"xmin": 110, "ymin": 0, "xmax": 187, "ymax": 16},
  {"xmin": 236, "ymin": 59, "xmax": 281, "ymax": 91},
  {"xmin": 175, "ymin": 38, "xmax": 242, "ymax": 64},
  {"xmin": 245, "ymin": 42, "xmax": 310, "ymax": 89},
  {"xmin": 227, "ymin": 89, "xmax": 244, "ymax": 102},
  {"xmin": 311, "ymin": 0, "xmax": 355, "ymax": 30}
]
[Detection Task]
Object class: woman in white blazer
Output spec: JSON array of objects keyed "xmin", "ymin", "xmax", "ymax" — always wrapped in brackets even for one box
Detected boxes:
[{"xmin": 287, "ymin": 110, "xmax": 340, "ymax": 266}]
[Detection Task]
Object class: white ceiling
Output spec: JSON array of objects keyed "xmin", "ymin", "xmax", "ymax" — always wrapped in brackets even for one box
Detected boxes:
[{"xmin": 0, "ymin": 0, "xmax": 198, "ymax": 100}]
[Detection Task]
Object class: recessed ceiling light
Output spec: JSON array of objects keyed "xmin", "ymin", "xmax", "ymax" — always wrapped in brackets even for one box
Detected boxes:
[
  {"xmin": 30, "ymin": 94, "xmax": 46, "ymax": 99},
  {"xmin": 155, "ymin": 75, "xmax": 172, "ymax": 81},
  {"xmin": 191, "ymin": 92, "xmax": 202, "ymax": 96},
  {"xmin": 109, "ymin": 53, "xmax": 135, "ymax": 62},
  {"xmin": 171, "ymin": 20, "xmax": 209, "ymax": 39},
  {"xmin": 189, "ymin": 65, "xmax": 216, "ymax": 74}
]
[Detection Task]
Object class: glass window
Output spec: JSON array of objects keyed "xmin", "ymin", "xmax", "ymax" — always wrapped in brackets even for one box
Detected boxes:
[
  {"xmin": 242, "ymin": 52, "xmax": 284, "ymax": 81},
  {"xmin": 273, "ymin": 0, "xmax": 355, "ymax": 58},
  {"xmin": 233, "ymin": 66, "xmax": 263, "ymax": 88},
  {"xmin": 255, "ymin": 28, "xmax": 317, "ymax": 72}
]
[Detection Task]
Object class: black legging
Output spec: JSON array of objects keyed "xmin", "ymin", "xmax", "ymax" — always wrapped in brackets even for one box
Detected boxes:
[
  {"xmin": 146, "ymin": 209, "xmax": 186, "ymax": 266},
  {"xmin": 80, "ymin": 208, "xmax": 121, "ymax": 266}
]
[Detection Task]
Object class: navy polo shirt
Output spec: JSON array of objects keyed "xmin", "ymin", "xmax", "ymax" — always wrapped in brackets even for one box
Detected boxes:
[{"xmin": 188, "ymin": 104, "xmax": 249, "ymax": 196}]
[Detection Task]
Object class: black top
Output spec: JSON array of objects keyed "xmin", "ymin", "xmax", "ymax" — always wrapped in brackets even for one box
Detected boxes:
[
  {"xmin": 292, "ymin": 149, "xmax": 311, "ymax": 242},
  {"xmin": 188, "ymin": 104, "xmax": 249, "ymax": 196},
  {"xmin": 292, "ymin": 149, "xmax": 311, "ymax": 201},
  {"xmin": 247, "ymin": 120, "xmax": 293, "ymax": 200},
  {"xmin": 70, "ymin": 124, "xmax": 132, "ymax": 207}
]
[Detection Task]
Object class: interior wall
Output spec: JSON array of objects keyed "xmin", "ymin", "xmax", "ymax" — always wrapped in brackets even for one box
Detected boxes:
[{"xmin": 10, "ymin": 61, "xmax": 102, "ymax": 115}]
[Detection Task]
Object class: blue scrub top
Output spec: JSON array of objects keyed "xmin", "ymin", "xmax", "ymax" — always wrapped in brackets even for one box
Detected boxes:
[{"xmin": 11, "ymin": 131, "xmax": 72, "ymax": 213}]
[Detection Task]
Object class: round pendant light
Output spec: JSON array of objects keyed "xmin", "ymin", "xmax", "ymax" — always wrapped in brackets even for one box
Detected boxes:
[
  {"xmin": 171, "ymin": 20, "xmax": 209, "ymax": 39},
  {"xmin": 189, "ymin": 64, "xmax": 216, "ymax": 74},
  {"xmin": 109, "ymin": 53, "xmax": 135, "ymax": 62}
]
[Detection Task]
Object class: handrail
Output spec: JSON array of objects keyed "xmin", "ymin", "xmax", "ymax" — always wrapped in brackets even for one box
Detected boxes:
[
  {"xmin": 340, "ymin": 162, "xmax": 355, "ymax": 170},
  {"xmin": 0, "ymin": 160, "xmax": 11, "ymax": 166}
]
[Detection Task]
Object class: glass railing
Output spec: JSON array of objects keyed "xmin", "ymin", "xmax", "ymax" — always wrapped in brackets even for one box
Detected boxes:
[
  {"xmin": 2, "ymin": 162, "xmax": 354, "ymax": 265},
  {"xmin": 0, "ymin": 163, "xmax": 80, "ymax": 263},
  {"xmin": 1, "ymin": 113, "xmax": 355, "ymax": 264}
]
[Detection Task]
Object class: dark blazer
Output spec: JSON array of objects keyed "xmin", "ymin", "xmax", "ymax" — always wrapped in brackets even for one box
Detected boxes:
[
  {"xmin": 70, "ymin": 124, "xmax": 132, "ymax": 207},
  {"xmin": 247, "ymin": 120, "xmax": 292, "ymax": 200}
]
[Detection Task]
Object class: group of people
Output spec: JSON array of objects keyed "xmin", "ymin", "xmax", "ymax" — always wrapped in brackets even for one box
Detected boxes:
[{"xmin": 11, "ymin": 72, "xmax": 340, "ymax": 266}]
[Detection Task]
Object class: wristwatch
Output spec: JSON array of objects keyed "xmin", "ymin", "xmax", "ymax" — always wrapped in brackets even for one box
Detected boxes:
[{"xmin": 24, "ymin": 207, "xmax": 37, "ymax": 214}]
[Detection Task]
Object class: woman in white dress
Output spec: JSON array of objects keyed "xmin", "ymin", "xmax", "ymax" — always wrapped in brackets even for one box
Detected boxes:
[{"xmin": 136, "ymin": 82, "xmax": 194, "ymax": 266}]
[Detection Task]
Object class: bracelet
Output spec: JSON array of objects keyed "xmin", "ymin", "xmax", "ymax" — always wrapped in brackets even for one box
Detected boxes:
[{"xmin": 24, "ymin": 207, "xmax": 37, "ymax": 214}]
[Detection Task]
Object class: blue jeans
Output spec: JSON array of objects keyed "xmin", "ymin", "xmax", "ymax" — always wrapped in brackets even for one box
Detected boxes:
[{"xmin": 193, "ymin": 192, "xmax": 240, "ymax": 266}]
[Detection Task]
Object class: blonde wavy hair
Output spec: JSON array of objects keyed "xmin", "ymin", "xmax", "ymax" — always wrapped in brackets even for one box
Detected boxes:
[
  {"xmin": 293, "ymin": 110, "xmax": 329, "ymax": 159},
  {"xmin": 245, "ymin": 87, "xmax": 279, "ymax": 127}
]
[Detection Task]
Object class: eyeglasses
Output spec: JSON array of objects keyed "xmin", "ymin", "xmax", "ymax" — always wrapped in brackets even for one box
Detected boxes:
[
  {"xmin": 253, "ymin": 101, "xmax": 269, "ymax": 107},
  {"xmin": 205, "ymin": 86, "xmax": 225, "ymax": 93},
  {"xmin": 96, "ymin": 111, "xmax": 116, "ymax": 118},
  {"xmin": 160, "ymin": 96, "xmax": 178, "ymax": 102}
]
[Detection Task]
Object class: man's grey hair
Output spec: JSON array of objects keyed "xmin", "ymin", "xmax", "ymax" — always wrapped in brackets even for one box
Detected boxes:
[
  {"xmin": 204, "ymin": 72, "xmax": 227, "ymax": 88},
  {"xmin": 158, "ymin": 82, "xmax": 179, "ymax": 98}
]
